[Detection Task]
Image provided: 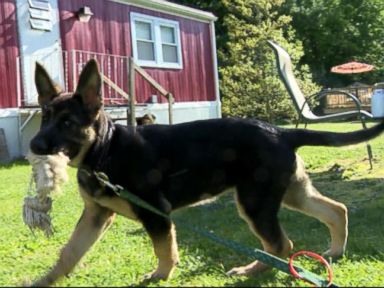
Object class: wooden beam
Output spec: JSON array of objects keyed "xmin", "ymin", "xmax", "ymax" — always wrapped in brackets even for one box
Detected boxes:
[
  {"xmin": 133, "ymin": 62, "xmax": 168, "ymax": 96},
  {"xmin": 101, "ymin": 74, "xmax": 130, "ymax": 100}
]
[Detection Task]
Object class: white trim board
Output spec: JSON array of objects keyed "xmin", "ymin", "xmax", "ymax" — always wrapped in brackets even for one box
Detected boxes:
[
  {"xmin": 105, "ymin": 101, "xmax": 221, "ymax": 124},
  {"xmin": 146, "ymin": 100, "xmax": 219, "ymax": 109},
  {"xmin": 210, "ymin": 21, "xmax": 221, "ymax": 118},
  {"xmin": 0, "ymin": 109, "xmax": 21, "ymax": 118},
  {"xmin": 109, "ymin": 0, "xmax": 217, "ymax": 23}
]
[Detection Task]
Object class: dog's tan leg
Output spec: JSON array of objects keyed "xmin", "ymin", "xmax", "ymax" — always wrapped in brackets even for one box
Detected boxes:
[
  {"xmin": 283, "ymin": 155, "xmax": 348, "ymax": 258},
  {"xmin": 145, "ymin": 223, "xmax": 179, "ymax": 280},
  {"xmin": 32, "ymin": 201, "xmax": 115, "ymax": 287},
  {"xmin": 227, "ymin": 192, "xmax": 293, "ymax": 276}
]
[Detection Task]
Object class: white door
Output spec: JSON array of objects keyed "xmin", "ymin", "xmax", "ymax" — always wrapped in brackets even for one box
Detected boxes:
[{"xmin": 16, "ymin": 0, "xmax": 64, "ymax": 106}]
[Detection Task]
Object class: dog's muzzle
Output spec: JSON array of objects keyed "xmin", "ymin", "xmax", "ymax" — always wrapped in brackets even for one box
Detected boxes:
[{"xmin": 30, "ymin": 136, "xmax": 50, "ymax": 155}]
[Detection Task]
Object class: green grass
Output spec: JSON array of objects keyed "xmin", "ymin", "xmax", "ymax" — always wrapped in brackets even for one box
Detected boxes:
[{"xmin": 1, "ymin": 122, "xmax": 384, "ymax": 287}]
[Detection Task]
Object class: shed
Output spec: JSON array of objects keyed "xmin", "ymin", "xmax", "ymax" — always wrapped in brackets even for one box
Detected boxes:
[{"xmin": 0, "ymin": 0, "xmax": 220, "ymax": 160}]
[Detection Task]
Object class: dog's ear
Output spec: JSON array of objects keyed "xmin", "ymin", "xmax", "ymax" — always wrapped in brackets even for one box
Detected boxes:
[
  {"xmin": 35, "ymin": 62, "xmax": 63, "ymax": 106},
  {"xmin": 75, "ymin": 59, "xmax": 102, "ymax": 115}
]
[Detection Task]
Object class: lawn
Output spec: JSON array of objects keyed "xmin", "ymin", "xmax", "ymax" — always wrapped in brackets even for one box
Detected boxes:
[{"xmin": 1, "ymin": 122, "xmax": 384, "ymax": 287}]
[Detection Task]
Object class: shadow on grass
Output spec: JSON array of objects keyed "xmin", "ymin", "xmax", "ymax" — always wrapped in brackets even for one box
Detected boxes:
[
  {"xmin": 163, "ymin": 197, "xmax": 287, "ymax": 286},
  {"xmin": 124, "ymin": 169, "xmax": 384, "ymax": 286},
  {"xmin": 0, "ymin": 158, "xmax": 29, "ymax": 169},
  {"xmin": 6, "ymin": 156, "xmax": 380, "ymax": 286},
  {"xmin": 161, "ymin": 172, "xmax": 384, "ymax": 286},
  {"xmin": 225, "ymin": 272, "xmax": 284, "ymax": 288}
]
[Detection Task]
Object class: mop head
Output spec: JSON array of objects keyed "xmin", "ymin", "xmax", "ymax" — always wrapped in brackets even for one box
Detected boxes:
[{"xmin": 23, "ymin": 151, "xmax": 70, "ymax": 237}]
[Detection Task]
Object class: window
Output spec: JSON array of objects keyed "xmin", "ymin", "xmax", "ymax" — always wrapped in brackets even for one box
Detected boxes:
[
  {"xmin": 131, "ymin": 12, "xmax": 183, "ymax": 69},
  {"xmin": 135, "ymin": 20, "xmax": 156, "ymax": 61}
]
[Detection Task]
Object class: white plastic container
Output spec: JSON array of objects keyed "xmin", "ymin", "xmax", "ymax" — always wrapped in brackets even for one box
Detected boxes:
[{"xmin": 371, "ymin": 83, "xmax": 384, "ymax": 118}]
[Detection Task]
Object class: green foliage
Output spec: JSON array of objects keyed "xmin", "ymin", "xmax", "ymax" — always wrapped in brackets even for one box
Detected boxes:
[
  {"xmin": 171, "ymin": 0, "xmax": 384, "ymax": 119},
  {"xmin": 171, "ymin": 0, "xmax": 320, "ymax": 121},
  {"xmin": 1, "ymin": 123, "xmax": 384, "ymax": 286},
  {"xmin": 282, "ymin": 0, "xmax": 384, "ymax": 86}
]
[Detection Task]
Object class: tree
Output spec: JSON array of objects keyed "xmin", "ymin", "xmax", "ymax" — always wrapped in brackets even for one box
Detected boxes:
[
  {"xmin": 282, "ymin": 0, "xmax": 384, "ymax": 87},
  {"xmin": 171, "ymin": 0, "xmax": 319, "ymax": 122}
]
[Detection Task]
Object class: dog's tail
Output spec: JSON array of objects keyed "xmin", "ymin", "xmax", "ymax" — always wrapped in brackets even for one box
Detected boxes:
[{"xmin": 282, "ymin": 120, "xmax": 384, "ymax": 149}]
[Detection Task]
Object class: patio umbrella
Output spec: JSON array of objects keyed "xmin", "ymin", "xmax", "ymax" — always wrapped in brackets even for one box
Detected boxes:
[
  {"xmin": 330, "ymin": 61, "xmax": 374, "ymax": 74},
  {"xmin": 330, "ymin": 61, "xmax": 374, "ymax": 98}
]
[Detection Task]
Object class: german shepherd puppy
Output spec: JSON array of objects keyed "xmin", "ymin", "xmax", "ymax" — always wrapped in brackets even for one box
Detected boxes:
[{"xmin": 30, "ymin": 59, "xmax": 384, "ymax": 286}]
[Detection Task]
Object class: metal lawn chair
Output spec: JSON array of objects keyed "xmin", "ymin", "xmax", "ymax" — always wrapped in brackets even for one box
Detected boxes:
[{"xmin": 267, "ymin": 40, "xmax": 373, "ymax": 168}]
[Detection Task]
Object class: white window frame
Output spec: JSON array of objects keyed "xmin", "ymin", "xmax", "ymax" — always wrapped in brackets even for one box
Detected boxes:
[{"xmin": 131, "ymin": 12, "xmax": 183, "ymax": 69}]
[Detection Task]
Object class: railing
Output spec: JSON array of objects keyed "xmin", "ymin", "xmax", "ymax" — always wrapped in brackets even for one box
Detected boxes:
[
  {"xmin": 72, "ymin": 50, "xmax": 174, "ymax": 125},
  {"xmin": 324, "ymin": 86, "xmax": 373, "ymax": 112},
  {"xmin": 17, "ymin": 49, "xmax": 174, "ymax": 124},
  {"xmin": 70, "ymin": 50, "xmax": 131, "ymax": 106}
]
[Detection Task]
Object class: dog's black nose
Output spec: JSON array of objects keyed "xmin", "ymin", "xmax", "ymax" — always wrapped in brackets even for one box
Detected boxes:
[{"xmin": 30, "ymin": 137, "xmax": 49, "ymax": 155}]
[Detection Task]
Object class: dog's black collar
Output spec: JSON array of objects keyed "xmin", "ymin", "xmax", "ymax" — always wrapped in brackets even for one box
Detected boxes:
[{"xmin": 84, "ymin": 115, "xmax": 115, "ymax": 172}]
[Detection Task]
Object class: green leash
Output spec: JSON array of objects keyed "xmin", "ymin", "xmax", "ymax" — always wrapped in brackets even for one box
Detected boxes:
[{"xmin": 94, "ymin": 171, "xmax": 337, "ymax": 287}]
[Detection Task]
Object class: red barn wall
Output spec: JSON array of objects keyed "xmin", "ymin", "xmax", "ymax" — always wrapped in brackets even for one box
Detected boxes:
[
  {"xmin": 0, "ymin": 0, "xmax": 19, "ymax": 108},
  {"xmin": 58, "ymin": 0, "xmax": 215, "ymax": 104}
]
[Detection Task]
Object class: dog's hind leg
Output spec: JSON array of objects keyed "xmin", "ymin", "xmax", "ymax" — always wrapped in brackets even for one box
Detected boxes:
[
  {"xmin": 282, "ymin": 154, "xmax": 348, "ymax": 259},
  {"xmin": 227, "ymin": 184, "xmax": 293, "ymax": 276},
  {"xmin": 32, "ymin": 200, "xmax": 115, "ymax": 287},
  {"xmin": 141, "ymin": 215, "xmax": 179, "ymax": 281}
]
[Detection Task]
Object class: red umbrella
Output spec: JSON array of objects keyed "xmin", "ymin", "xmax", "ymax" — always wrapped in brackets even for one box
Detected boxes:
[{"xmin": 331, "ymin": 61, "xmax": 374, "ymax": 74}]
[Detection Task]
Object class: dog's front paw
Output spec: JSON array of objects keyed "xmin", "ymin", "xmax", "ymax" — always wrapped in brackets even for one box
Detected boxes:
[
  {"xmin": 143, "ymin": 270, "xmax": 169, "ymax": 282},
  {"xmin": 226, "ymin": 261, "xmax": 269, "ymax": 277},
  {"xmin": 142, "ymin": 260, "xmax": 178, "ymax": 282}
]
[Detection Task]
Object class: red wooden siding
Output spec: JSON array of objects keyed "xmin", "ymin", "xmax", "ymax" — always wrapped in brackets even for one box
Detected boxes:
[
  {"xmin": 0, "ymin": 0, "xmax": 19, "ymax": 108},
  {"xmin": 58, "ymin": 0, "xmax": 215, "ymax": 104}
]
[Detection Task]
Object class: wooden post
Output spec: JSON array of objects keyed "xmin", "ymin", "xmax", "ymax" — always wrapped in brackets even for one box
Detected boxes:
[
  {"xmin": 167, "ymin": 93, "xmax": 174, "ymax": 125},
  {"xmin": 100, "ymin": 55, "xmax": 105, "ymax": 102},
  {"xmin": 129, "ymin": 57, "xmax": 136, "ymax": 129},
  {"xmin": 72, "ymin": 50, "xmax": 77, "ymax": 91},
  {"xmin": 0, "ymin": 128, "xmax": 10, "ymax": 163}
]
